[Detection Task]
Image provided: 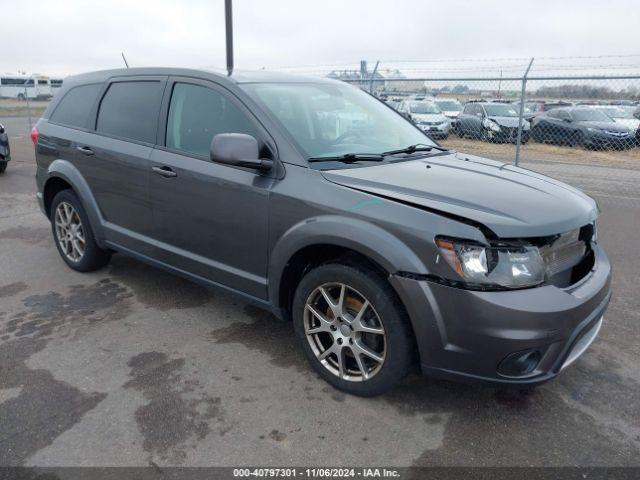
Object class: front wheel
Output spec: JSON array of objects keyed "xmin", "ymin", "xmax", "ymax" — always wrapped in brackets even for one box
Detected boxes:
[
  {"xmin": 50, "ymin": 189, "xmax": 111, "ymax": 272},
  {"xmin": 0, "ymin": 162, "xmax": 6, "ymax": 174},
  {"xmin": 292, "ymin": 262, "xmax": 414, "ymax": 396}
]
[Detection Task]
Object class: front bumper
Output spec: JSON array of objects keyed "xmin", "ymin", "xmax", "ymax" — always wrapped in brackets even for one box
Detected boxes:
[
  {"xmin": 390, "ymin": 243, "xmax": 611, "ymax": 386},
  {"xmin": 585, "ymin": 132, "xmax": 635, "ymax": 149},
  {"xmin": 488, "ymin": 128, "xmax": 530, "ymax": 144},
  {"xmin": 418, "ymin": 123, "xmax": 450, "ymax": 138}
]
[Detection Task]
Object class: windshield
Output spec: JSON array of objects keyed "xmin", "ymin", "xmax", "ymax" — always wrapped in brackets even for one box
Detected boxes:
[
  {"xmin": 572, "ymin": 109, "xmax": 613, "ymax": 122},
  {"xmin": 409, "ymin": 102, "xmax": 441, "ymax": 114},
  {"xmin": 434, "ymin": 100, "xmax": 462, "ymax": 112},
  {"xmin": 241, "ymin": 82, "xmax": 436, "ymax": 159},
  {"xmin": 595, "ymin": 106, "xmax": 633, "ymax": 119},
  {"xmin": 483, "ymin": 104, "xmax": 519, "ymax": 117}
]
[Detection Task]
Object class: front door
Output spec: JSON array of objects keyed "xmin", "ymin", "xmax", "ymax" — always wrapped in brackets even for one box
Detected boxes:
[{"xmin": 149, "ymin": 79, "xmax": 275, "ymax": 299}]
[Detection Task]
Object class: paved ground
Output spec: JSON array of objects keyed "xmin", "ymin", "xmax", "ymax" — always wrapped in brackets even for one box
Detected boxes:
[{"xmin": 0, "ymin": 126, "xmax": 639, "ymax": 467}]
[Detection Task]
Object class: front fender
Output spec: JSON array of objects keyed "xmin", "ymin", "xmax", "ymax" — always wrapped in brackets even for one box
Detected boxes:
[
  {"xmin": 268, "ymin": 215, "xmax": 428, "ymax": 309},
  {"xmin": 45, "ymin": 159, "xmax": 106, "ymax": 248}
]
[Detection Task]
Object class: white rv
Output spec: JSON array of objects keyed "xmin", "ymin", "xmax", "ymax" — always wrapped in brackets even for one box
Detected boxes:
[{"xmin": 0, "ymin": 74, "xmax": 53, "ymax": 100}]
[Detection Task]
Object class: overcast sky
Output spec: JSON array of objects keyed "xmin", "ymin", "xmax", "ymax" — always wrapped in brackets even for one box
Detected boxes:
[{"xmin": 3, "ymin": 0, "xmax": 640, "ymax": 77}]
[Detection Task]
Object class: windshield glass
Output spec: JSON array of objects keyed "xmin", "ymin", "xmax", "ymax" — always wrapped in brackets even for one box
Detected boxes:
[
  {"xmin": 409, "ymin": 102, "xmax": 441, "ymax": 114},
  {"xmin": 572, "ymin": 109, "xmax": 612, "ymax": 122},
  {"xmin": 483, "ymin": 104, "xmax": 519, "ymax": 117},
  {"xmin": 241, "ymin": 82, "xmax": 436, "ymax": 159},
  {"xmin": 595, "ymin": 106, "xmax": 633, "ymax": 119},
  {"xmin": 434, "ymin": 100, "xmax": 462, "ymax": 111}
]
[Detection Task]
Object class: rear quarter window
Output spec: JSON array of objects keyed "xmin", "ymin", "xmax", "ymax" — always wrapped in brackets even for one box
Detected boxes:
[
  {"xmin": 49, "ymin": 84, "xmax": 102, "ymax": 128},
  {"xmin": 96, "ymin": 81, "xmax": 164, "ymax": 144}
]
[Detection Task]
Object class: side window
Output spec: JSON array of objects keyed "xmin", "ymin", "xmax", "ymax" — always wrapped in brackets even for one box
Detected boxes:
[
  {"xmin": 96, "ymin": 81, "xmax": 164, "ymax": 144},
  {"xmin": 49, "ymin": 84, "xmax": 102, "ymax": 128},
  {"xmin": 557, "ymin": 110, "xmax": 571, "ymax": 120},
  {"xmin": 166, "ymin": 83, "xmax": 258, "ymax": 157}
]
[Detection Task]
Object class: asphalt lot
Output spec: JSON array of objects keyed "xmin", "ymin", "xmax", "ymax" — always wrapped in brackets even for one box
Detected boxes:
[{"xmin": 0, "ymin": 119, "xmax": 639, "ymax": 468}]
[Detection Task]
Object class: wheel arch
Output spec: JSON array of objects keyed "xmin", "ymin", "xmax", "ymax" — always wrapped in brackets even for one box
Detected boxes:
[
  {"xmin": 269, "ymin": 215, "xmax": 426, "ymax": 320},
  {"xmin": 44, "ymin": 160, "xmax": 106, "ymax": 247}
]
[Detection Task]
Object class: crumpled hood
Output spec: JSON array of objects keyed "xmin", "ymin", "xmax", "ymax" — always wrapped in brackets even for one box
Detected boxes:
[
  {"xmin": 488, "ymin": 116, "xmax": 525, "ymax": 128},
  {"xmin": 322, "ymin": 153, "xmax": 598, "ymax": 238}
]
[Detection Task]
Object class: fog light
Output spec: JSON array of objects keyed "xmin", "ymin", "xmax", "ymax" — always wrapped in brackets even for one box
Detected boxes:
[{"xmin": 497, "ymin": 349, "xmax": 542, "ymax": 377}]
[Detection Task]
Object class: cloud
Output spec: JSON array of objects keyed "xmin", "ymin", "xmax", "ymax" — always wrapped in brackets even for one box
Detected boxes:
[{"xmin": 1, "ymin": 0, "xmax": 638, "ymax": 76}]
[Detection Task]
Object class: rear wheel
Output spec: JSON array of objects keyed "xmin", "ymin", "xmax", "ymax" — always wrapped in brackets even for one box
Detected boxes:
[
  {"xmin": 17, "ymin": 93, "xmax": 25, "ymax": 101},
  {"xmin": 292, "ymin": 262, "xmax": 414, "ymax": 397},
  {"xmin": 50, "ymin": 190, "xmax": 111, "ymax": 272},
  {"xmin": 0, "ymin": 162, "xmax": 6, "ymax": 174}
]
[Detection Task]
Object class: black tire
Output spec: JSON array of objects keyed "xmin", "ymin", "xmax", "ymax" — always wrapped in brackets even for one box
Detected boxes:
[
  {"xmin": 570, "ymin": 131, "xmax": 584, "ymax": 148},
  {"xmin": 292, "ymin": 262, "xmax": 414, "ymax": 397},
  {"xmin": 0, "ymin": 162, "xmax": 6, "ymax": 174},
  {"xmin": 17, "ymin": 93, "xmax": 25, "ymax": 101},
  {"xmin": 50, "ymin": 189, "xmax": 111, "ymax": 272}
]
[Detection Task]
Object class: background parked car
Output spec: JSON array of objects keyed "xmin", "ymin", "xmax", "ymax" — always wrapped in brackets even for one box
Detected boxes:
[
  {"xmin": 397, "ymin": 100, "xmax": 450, "ymax": 139},
  {"xmin": 433, "ymin": 99, "xmax": 463, "ymax": 125},
  {"xmin": 455, "ymin": 102, "xmax": 530, "ymax": 143},
  {"xmin": 531, "ymin": 107, "xmax": 634, "ymax": 149},
  {"xmin": 593, "ymin": 105, "xmax": 640, "ymax": 142},
  {"xmin": 385, "ymin": 99, "xmax": 401, "ymax": 111},
  {"xmin": 0, "ymin": 123, "xmax": 10, "ymax": 174},
  {"xmin": 514, "ymin": 100, "xmax": 574, "ymax": 122}
]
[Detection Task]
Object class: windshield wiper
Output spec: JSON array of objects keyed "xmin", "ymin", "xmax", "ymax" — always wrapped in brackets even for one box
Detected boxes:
[
  {"xmin": 308, "ymin": 153, "xmax": 384, "ymax": 163},
  {"xmin": 382, "ymin": 143, "xmax": 441, "ymax": 156}
]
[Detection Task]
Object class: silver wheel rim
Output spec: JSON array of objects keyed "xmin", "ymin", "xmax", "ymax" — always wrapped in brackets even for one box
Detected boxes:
[
  {"xmin": 304, "ymin": 282, "xmax": 386, "ymax": 382},
  {"xmin": 54, "ymin": 201, "xmax": 85, "ymax": 262}
]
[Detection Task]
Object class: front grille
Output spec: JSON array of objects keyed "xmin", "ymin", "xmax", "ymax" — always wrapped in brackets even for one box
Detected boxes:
[
  {"xmin": 539, "ymin": 228, "xmax": 587, "ymax": 278},
  {"xmin": 603, "ymin": 130, "xmax": 630, "ymax": 137}
]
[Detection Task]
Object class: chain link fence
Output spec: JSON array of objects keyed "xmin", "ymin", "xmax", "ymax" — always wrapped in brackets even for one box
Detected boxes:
[{"xmin": 325, "ymin": 59, "xmax": 640, "ymax": 168}]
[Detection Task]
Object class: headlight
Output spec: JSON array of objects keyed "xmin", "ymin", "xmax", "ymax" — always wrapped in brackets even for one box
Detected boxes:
[
  {"xmin": 483, "ymin": 119, "xmax": 501, "ymax": 132},
  {"xmin": 435, "ymin": 237, "xmax": 546, "ymax": 289}
]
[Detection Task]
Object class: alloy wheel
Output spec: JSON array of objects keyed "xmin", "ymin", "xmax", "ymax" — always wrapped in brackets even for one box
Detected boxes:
[
  {"xmin": 54, "ymin": 201, "xmax": 86, "ymax": 262},
  {"xmin": 303, "ymin": 282, "xmax": 386, "ymax": 382}
]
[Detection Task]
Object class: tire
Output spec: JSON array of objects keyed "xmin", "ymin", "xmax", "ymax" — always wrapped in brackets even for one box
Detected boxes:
[
  {"xmin": 50, "ymin": 189, "xmax": 111, "ymax": 272},
  {"xmin": 480, "ymin": 128, "xmax": 491, "ymax": 142},
  {"xmin": 570, "ymin": 131, "xmax": 584, "ymax": 148},
  {"xmin": 292, "ymin": 262, "xmax": 414, "ymax": 397},
  {"xmin": 17, "ymin": 93, "xmax": 25, "ymax": 101},
  {"xmin": 0, "ymin": 162, "xmax": 6, "ymax": 174}
]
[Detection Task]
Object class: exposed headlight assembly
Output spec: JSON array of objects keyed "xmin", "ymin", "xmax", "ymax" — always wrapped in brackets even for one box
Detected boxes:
[
  {"xmin": 435, "ymin": 237, "xmax": 546, "ymax": 289},
  {"xmin": 483, "ymin": 119, "xmax": 501, "ymax": 132}
]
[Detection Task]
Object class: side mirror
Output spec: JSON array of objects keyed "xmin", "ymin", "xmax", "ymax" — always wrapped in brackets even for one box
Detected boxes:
[
  {"xmin": 0, "ymin": 123, "xmax": 5, "ymax": 134},
  {"xmin": 210, "ymin": 133, "xmax": 273, "ymax": 171}
]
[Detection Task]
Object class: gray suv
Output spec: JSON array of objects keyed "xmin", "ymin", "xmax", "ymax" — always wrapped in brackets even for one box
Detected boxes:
[{"xmin": 33, "ymin": 68, "xmax": 611, "ymax": 396}]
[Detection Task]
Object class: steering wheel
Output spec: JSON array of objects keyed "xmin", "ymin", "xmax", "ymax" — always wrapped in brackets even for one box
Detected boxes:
[{"xmin": 332, "ymin": 131, "xmax": 363, "ymax": 145}]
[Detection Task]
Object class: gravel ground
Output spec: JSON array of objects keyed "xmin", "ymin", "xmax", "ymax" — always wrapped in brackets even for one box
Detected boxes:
[{"xmin": 0, "ymin": 127, "xmax": 639, "ymax": 468}]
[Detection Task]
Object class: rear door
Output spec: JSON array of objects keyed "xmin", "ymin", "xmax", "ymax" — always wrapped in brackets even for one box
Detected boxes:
[
  {"xmin": 148, "ymin": 77, "xmax": 276, "ymax": 299},
  {"xmin": 74, "ymin": 76, "xmax": 166, "ymax": 255}
]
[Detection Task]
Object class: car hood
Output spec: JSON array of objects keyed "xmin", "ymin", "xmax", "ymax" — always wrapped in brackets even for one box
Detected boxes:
[
  {"xmin": 613, "ymin": 118, "xmax": 640, "ymax": 130},
  {"xmin": 412, "ymin": 113, "xmax": 447, "ymax": 123},
  {"xmin": 487, "ymin": 116, "xmax": 524, "ymax": 128},
  {"xmin": 577, "ymin": 121, "xmax": 629, "ymax": 132},
  {"xmin": 322, "ymin": 153, "xmax": 597, "ymax": 238}
]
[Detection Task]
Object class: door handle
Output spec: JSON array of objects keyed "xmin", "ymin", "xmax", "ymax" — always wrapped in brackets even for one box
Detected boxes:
[
  {"xmin": 76, "ymin": 146, "xmax": 94, "ymax": 156},
  {"xmin": 152, "ymin": 166, "xmax": 177, "ymax": 178}
]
